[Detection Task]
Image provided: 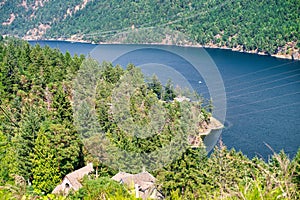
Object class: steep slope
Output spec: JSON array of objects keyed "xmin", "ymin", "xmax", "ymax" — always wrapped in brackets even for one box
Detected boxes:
[
  {"xmin": 1, "ymin": 0, "xmax": 299, "ymax": 58},
  {"xmin": 0, "ymin": 0, "xmax": 88, "ymax": 37}
]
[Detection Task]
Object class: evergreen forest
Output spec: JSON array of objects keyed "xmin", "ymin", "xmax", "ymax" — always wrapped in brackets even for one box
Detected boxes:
[
  {"xmin": 0, "ymin": 0, "xmax": 299, "ymax": 57},
  {"xmin": 0, "ymin": 37, "xmax": 299, "ymax": 199}
]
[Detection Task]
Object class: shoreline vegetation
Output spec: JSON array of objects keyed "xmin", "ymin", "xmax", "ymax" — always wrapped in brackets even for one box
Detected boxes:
[
  {"xmin": 199, "ymin": 117, "xmax": 224, "ymax": 136},
  {"xmin": 24, "ymin": 37, "xmax": 300, "ymax": 61},
  {"xmin": 2, "ymin": 0, "xmax": 299, "ymax": 61},
  {"xmin": 0, "ymin": 36, "xmax": 299, "ymax": 200},
  {"xmin": 23, "ymin": 35, "xmax": 227, "ymax": 138}
]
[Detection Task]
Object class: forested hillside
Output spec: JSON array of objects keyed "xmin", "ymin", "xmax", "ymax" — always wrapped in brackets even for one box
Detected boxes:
[
  {"xmin": 0, "ymin": 0, "xmax": 299, "ymax": 58},
  {"xmin": 0, "ymin": 37, "xmax": 300, "ymax": 199}
]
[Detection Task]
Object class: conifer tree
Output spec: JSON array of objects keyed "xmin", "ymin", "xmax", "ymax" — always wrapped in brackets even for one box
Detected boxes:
[
  {"xmin": 163, "ymin": 79, "xmax": 176, "ymax": 101},
  {"xmin": 31, "ymin": 120, "xmax": 82, "ymax": 193},
  {"xmin": 15, "ymin": 102, "xmax": 47, "ymax": 182},
  {"xmin": 31, "ymin": 127, "xmax": 61, "ymax": 194},
  {"xmin": 0, "ymin": 131, "xmax": 11, "ymax": 185},
  {"xmin": 157, "ymin": 147, "xmax": 208, "ymax": 198},
  {"xmin": 148, "ymin": 74, "xmax": 162, "ymax": 99}
]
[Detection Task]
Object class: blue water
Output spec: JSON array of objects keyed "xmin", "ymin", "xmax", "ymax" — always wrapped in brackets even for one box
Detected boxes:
[{"xmin": 29, "ymin": 40, "xmax": 300, "ymax": 160}]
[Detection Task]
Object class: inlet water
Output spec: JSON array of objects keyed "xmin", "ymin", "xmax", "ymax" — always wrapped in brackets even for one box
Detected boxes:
[{"xmin": 29, "ymin": 40, "xmax": 300, "ymax": 159}]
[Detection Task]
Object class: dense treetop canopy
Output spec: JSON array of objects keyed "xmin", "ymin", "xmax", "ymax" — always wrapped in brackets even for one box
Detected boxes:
[
  {"xmin": 0, "ymin": 35, "xmax": 299, "ymax": 199},
  {"xmin": 1, "ymin": 0, "xmax": 299, "ymax": 56}
]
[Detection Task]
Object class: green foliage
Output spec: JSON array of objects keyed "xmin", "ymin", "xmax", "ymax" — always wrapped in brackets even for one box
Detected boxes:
[
  {"xmin": 1, "ymin": 0, "xmax": 299, "ymax": 55},
  {"xmin": 0, "ymin": 131, "xmax": 11, "ymax": 184},
  {"xmin": 0, "ymin": 37, "xmax": 299, "ymax": 199},
  {"xmin": 163, "ymin": 79, "xmax": 176, "ymax": 101},
  {"xmin": 148, "ymin": 74, "xmax": 163, "ymax": 99},
  {"xmin": 156, "ymin": 147, "xmax": 208, "ymax": 198},
  {"xmin": 31, "ymin": 128, "xmax": 61, "ymax": 194},
  {"xmin": 155, "ymin": 145, "xmax": 299, "ymax": 199},
  {"xmin": 14, "ymin": 102, "xmax": 47, "ymax": 181},
  {"xmin": 0, "ymin": 175, "xmax": 27, "ymax": 200},
  {"xmin": 0, "ymin": 189, "xmax": 13, "ymax": 200},
  {"xmin": 70, "ymin": 177, "xmax": 135, "ymax": 200},
  {"xmin": 39, "ymin": 194, "xmax": 66, "ymax": 200},
  {"xmin": 31, "ymin": 121, "xmax": 82, "ymax": 194},
  {"xmin": 291, "ymin": 148, "xmax": 300, "ymax": 192},
  {"xmin": 0, "ymin": 132, "xmax": 18, "ymax": 186},
  {"xmin": 0, "ymin": 38, "xmax": 84, "ymax": 194},
  {"xmin": 91, "ymin": 63, "xmax": 204, "ymax": 173}
]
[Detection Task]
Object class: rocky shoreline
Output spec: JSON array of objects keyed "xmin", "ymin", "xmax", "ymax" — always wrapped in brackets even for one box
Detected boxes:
[
  {"xmin": 198, "ymin": 117, "xmax": 224, "ymax": 136},
  {"xmin": 189, "ymin": 117, "xmax": 224, "ymax": 148},
  {"xmin": 24, "ymin": 37, "xmax": 300, "ymax": 61},
  {"xmin": 202, "ymin": 45, "xmax": 300, "ymax": 61}
]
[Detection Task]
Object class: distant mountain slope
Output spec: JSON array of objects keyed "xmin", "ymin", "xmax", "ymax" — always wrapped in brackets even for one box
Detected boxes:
[{"xmin": 1, "ymin": 0, "xmax": 299, "ymax": 58}]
